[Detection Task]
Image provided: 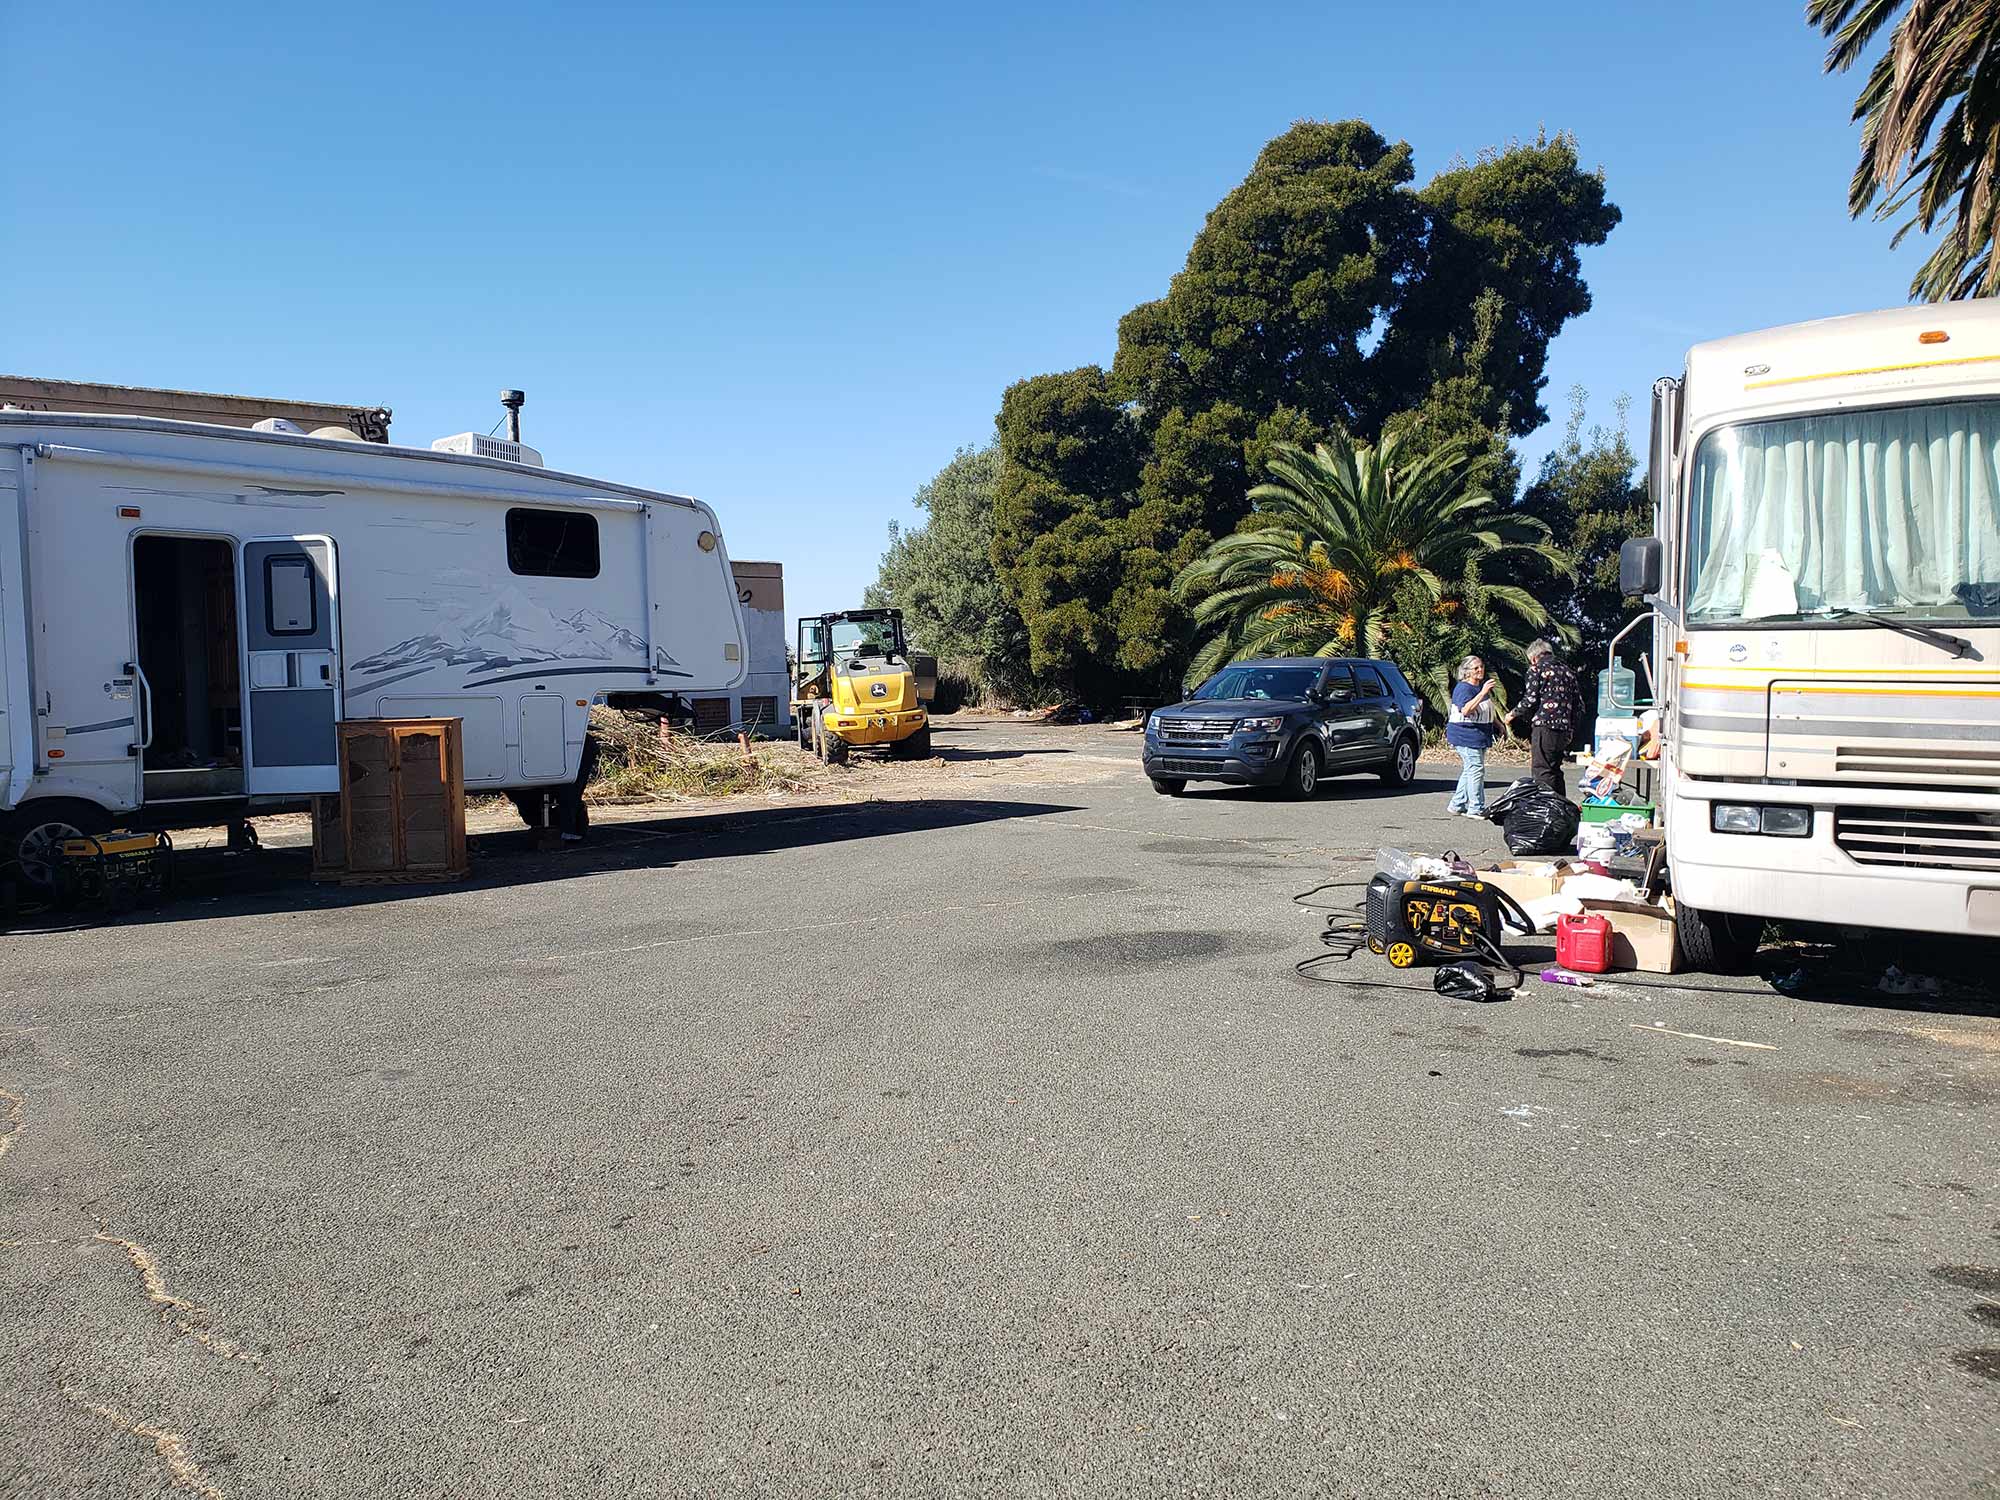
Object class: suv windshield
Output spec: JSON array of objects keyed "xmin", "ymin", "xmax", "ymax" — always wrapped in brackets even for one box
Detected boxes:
[
  {"xmin": 1191, "ymin": 665, "xmax": 1319, "ymax": 701},
  {"xmin": 1687, "ymin": 398, "xmax": 2000, "ymax": 624}
]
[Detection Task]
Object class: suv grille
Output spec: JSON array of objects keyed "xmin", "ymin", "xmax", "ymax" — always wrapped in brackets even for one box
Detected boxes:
[
  {"xmin": 1157, "ymin": 756, "xmax": 1227, "ymax": 776},
  {"xmin": 1834, "ymin": 806, "xmax": 2000, "ymax": 871},
  {"xmin": 1158, "ymin": 717, "xmax": 1235, "ymax": 746}
]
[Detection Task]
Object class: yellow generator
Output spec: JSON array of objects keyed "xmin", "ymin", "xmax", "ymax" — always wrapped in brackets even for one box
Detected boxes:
[{"xmin": 791, "ymin": 608, "xmax": 931, "ymax": 764}]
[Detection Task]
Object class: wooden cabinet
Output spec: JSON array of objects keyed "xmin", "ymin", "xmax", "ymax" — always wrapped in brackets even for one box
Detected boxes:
[{"xmin": 312, "ymin": 718, "xmax": 467, "ymax": 883}]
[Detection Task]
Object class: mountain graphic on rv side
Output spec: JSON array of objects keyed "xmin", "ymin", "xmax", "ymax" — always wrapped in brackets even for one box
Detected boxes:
[{"xmin": 351, "ymin": 598, "xmax": 663, "ymax": 679}]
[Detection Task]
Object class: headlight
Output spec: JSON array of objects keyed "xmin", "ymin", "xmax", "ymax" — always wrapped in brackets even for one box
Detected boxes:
[
  {"xmin": 1235, "ymin": 716, "xmax": 1283, "ymax": 734},
  {"xmin": 1759, "ymin": 806, "xmax": 1812, "ymax": 838},
  {"xmin": 1712, "ymin": 804, "xmax": 1761, "ymax": 834},
  {"xmin": 1712, "ymin": 803, "xmax": 1811, "ymax": 837},
  {"xmin": 1147, "ymin": 712, "xmax": 1162, "ymax": 733}
]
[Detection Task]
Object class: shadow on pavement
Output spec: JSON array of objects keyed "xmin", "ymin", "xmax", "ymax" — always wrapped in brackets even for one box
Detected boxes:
[
  {"xmin": 1749, "ymin": 929, "xmax": 2000, "ymax": 1020},
  {"xmin": 1177, "ymin": 774, "xmax": 1454, "ymax": 802},
  {"xmin": 934, "ymin": 747, "xmax": 1072, "ymax": 764},
  {"xmin": 3, "ymin": 796, "xmax": 1081, "ymax": 933}
]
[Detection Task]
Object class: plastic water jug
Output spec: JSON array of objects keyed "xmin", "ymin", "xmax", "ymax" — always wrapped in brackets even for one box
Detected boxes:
[
  {"xmin": 1596, "ymin": 665, "xmax": 1637, "ymax": 715},
  {"xmin": 1555, "ymin": 912, "xmax": 1614, "ymax": 974}
]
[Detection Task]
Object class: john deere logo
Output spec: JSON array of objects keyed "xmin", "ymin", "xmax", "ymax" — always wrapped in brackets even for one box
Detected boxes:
[{"xmin": 870, "ymin": 681, "xmax": 887, "ymax": 697}]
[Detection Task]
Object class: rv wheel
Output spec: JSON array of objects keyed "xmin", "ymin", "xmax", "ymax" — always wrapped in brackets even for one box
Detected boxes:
[
  {"xmin": 6, "ymin": 800, "xmax": 110, "ymax": 892},
  {"xmin": 1674, "ymin": 900, "xmax": 1763, "ymax": 975}
]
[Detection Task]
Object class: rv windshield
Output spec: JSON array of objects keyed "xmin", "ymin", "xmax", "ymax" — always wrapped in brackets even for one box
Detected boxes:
[{"xmin": 1686, "ymin": 398, "xmax": 2000, "ymax": 625}]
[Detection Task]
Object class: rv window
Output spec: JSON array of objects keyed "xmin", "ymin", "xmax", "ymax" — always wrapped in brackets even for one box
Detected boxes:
[
  {"xmin": 506, "ymin": 508, "xmax": 600, "ymax": 579},
  {"xmin": 264, "ymin": 554, "xmax": 317, "ymax": 636}
]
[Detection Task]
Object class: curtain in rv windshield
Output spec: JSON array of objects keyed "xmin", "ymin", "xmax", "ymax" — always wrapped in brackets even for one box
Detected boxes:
[{"xmin": 1687, "ymin": 399, "xmax": 2000, "ymax": 622}]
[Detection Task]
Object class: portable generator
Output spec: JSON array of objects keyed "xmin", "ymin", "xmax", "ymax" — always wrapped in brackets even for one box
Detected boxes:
[
  {"xmin": 1364, "ymin": 873, "xmax": 1533, "ymax": 970},
  {"xmin": 52, "ymin": 829, "xmax": 174, "ymax": 912}
]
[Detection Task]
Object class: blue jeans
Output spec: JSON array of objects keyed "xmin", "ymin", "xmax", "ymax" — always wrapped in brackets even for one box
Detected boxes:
[{"xmin": 1447, "ymin": 743, "xmax": 1487, "ymax": 813}]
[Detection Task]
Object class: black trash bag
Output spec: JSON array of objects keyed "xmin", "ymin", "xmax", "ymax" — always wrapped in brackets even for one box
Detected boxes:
[
  {"xmin": 1500, "ymin": 789, "xmax": 1581, "ymax": 856},
  {"xmin": 1483, "ymin": 778, "xmax": 1542, "ymax": 826}
]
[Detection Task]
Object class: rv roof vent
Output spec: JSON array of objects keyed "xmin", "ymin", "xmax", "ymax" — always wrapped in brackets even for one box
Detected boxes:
[
  {"xmin": 431, "ymin": 431, "xmax": 545, "ymax": 467},
  {"xmin": 252, "ymin": 417, "xmax": 307, "ymax": 435},
  {"xmin": 310, "ymin": 424, "xmax": 367, "ymax": 442}
]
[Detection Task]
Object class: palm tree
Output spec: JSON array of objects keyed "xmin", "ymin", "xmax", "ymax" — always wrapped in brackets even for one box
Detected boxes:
[
  {"xmin": 1174, "ymin": 432, "xmax": 1568, "ymax": 705},
  {"xmin": 1812, "ymin": 0, "xmax": 2000, "ymax": 299}
]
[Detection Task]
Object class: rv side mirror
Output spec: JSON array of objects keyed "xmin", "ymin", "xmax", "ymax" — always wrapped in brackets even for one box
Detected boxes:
[{"xmin": 1619, "ymin": 537, "xmax": 1663, "ymax": 599}]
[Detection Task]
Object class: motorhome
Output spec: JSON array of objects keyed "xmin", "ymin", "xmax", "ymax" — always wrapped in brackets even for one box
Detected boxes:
[
  {"xmin": 0, "ymin": 410, "xmax": 747, "ymax": 884},
  {"xmin": 1621, "ymin": 304, "xmax": 2000, "ymax": 968}
]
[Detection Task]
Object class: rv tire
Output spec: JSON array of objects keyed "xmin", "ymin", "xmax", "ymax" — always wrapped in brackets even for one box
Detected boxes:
[
  {"xmin": 1674, "ymin": 900, "xmax": 1762, "ymax": 974},
  {"xmin": 5, "ymin": 799, "xmax": 110, "ymax": 892}
]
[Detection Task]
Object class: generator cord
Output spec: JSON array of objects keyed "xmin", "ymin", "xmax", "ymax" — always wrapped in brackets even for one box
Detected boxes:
[{"xmin": 1290, "ymin": 875, "xmax": 1523, "ymax": 997}]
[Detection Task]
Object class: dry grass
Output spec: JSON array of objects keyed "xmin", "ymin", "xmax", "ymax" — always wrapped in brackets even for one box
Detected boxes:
[{"xmin": 583, "ymin": 710, "xmax": 846, "ymax": 803}]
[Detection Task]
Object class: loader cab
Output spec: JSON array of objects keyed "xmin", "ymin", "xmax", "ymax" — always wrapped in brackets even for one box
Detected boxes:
[
  {"xmin": 795, "ymin": 608, "xmax": 907, "ymax": 693},
  {"xmin": 790, "ymin": 608, "xmax": 930, "ymax": 762}
]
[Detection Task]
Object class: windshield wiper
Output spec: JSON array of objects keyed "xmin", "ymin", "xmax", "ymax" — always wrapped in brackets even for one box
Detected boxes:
[{"xmin": 1826, "ymin": 609, "xmax": 1976, "ymax": 658}]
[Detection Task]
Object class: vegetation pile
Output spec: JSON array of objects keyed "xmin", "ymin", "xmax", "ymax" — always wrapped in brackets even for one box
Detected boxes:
[{"xmin": 584, "ymin": 711, "xmax": 841, "ymax": 803}]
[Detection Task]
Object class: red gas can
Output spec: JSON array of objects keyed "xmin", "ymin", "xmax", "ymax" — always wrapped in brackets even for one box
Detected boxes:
[{"xmin": 1556, "ymin": 912, "xmax": 1614, "ymax": 974}]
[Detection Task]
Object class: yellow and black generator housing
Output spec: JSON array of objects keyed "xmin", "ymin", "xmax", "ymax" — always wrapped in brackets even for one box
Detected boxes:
[{"xmin": 1364, "ymin": 873, "xmax": 1532, "ymax": 969}]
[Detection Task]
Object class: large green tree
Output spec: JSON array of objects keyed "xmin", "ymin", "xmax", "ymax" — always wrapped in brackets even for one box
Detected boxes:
[
  {"xmin": 1813, "ymin": 0, "xmax": 2000, "ymax": 298},
  {"xmin": 994, "ymin": 120, "xmax": 1619, "ymax": 700},
  {"xmin": 1174, "ymin": 432, "xmax": 1566, "ymax": 701},
  {"xmin": 865, "ymin": 439, "xmax": 1040, "ymax": 704},
  {"xmin": 1516, "ymin": 389, "xmax": 1653, "ymax": 675}
]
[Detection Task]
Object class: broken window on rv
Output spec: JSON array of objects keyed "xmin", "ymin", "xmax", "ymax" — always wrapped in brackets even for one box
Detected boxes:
[{"xmin": 506, "ymin": 508, "xmax": 600, "ymax": 579}]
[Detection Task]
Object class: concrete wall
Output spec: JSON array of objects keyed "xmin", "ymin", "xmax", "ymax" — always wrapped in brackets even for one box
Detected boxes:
[{"xmin": 697, "ymin": 560, "xmax": 789, "ymax": 735}]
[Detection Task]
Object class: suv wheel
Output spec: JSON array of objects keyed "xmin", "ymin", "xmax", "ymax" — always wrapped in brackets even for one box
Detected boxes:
[
  {"xmin": 1279, "ymin": 741, "xmax": 1321, "ymax": 800},
  {"xmin": 1150, "ymin": 777, "xmax": 1187, "ymax": 797},
  {"xmin": 1379, "ymin": 735, "xmax": 1418, "ymax": 787}
]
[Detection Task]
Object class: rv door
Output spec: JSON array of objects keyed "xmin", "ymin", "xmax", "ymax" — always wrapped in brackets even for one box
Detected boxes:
[{"xmin": 242, "ymin": 537, "xmax": 342, "ymax": 796}]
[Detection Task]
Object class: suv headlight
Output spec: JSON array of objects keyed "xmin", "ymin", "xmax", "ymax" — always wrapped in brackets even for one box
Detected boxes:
[
  {"xmin": 1235, "ymin": 716, "xmax": 1283, "ymax": 735},
  {"xmin": 1147, "ymin": 712, "xmax": 1162, "ymax": 734}
]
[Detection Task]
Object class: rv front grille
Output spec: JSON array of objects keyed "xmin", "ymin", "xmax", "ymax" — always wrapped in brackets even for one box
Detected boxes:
[
  {"xmin": 692, "ymin": 697, "xmax": 731, "ymax": 733},
  {"xmin": 1158, "ymin": 718, "xmax": 1235, "ymax": 747},
  {"xmin": 1832, "ymin": 743, "xmax": 2000, "ymax": 786},
  {"xmin": 739, "ymin": 696, "xmax": 777, "ymax": 728},
  {"xmin": 1834, "ymin": 806, "xmax": 2000, "ymax": 871}
]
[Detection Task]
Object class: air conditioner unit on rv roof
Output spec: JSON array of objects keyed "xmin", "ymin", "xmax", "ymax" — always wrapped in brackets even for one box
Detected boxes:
[{"xmin": 431, "ymin": 431, "xmax": 544, "ymax": 467}]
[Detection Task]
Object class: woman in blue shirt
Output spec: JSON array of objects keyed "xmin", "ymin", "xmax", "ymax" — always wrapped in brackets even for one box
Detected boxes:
[{"xmin": 1445, "ymin": 654, "xmax": 1502, "ymax": 817}]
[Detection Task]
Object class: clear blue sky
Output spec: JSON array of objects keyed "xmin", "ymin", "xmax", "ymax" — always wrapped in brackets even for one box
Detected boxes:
[{"xmin": 2, "ymin": 0, "xmax": 1929, "ymax": 626}]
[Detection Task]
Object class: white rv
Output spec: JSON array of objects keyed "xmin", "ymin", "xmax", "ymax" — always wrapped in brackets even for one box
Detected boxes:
[
  {"xmin": 1622, "ymin": 303, "xmax": 2000, "ymax": 968},
  {"xmin": 0, "ymin": 411, "xmax": 747, "ymax": 883}
]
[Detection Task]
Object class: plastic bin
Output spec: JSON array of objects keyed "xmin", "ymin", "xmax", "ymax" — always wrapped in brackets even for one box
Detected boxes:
[{"xmin": 1580, "ymin": 800, "xmax": 1654, "ymax": 824}]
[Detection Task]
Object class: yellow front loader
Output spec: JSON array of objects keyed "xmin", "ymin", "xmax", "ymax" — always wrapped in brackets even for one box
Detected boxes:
[{"xmin": 791, "ymin": 608, "xmax": 933, "ymax": 764}]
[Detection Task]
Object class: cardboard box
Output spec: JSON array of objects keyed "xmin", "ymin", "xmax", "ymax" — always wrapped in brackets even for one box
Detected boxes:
[
  {"xmin": 1578, "ymin": 897, "xmax": 1680, "ymax": 973},
  {"xmin": 1479, "ymin": 859, "xmax": 1580, "ymax": 904}
]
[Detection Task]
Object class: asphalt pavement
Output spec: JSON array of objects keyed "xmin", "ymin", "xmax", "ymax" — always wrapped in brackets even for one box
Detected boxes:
[{"xmin": 1, "ymin": 715, "xmax": 1995, "ymax": 1498}]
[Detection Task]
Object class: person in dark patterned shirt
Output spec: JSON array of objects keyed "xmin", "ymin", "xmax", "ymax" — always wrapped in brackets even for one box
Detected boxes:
[{"xmin": 1506, "ymin": 638, "xmax": 1584, "ymax": 797}]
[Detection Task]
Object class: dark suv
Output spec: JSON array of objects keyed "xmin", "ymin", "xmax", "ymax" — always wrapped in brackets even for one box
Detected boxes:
[{"xmin": 1142, "ymin": 656, "xmax": 1424, "ymax": 798}]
